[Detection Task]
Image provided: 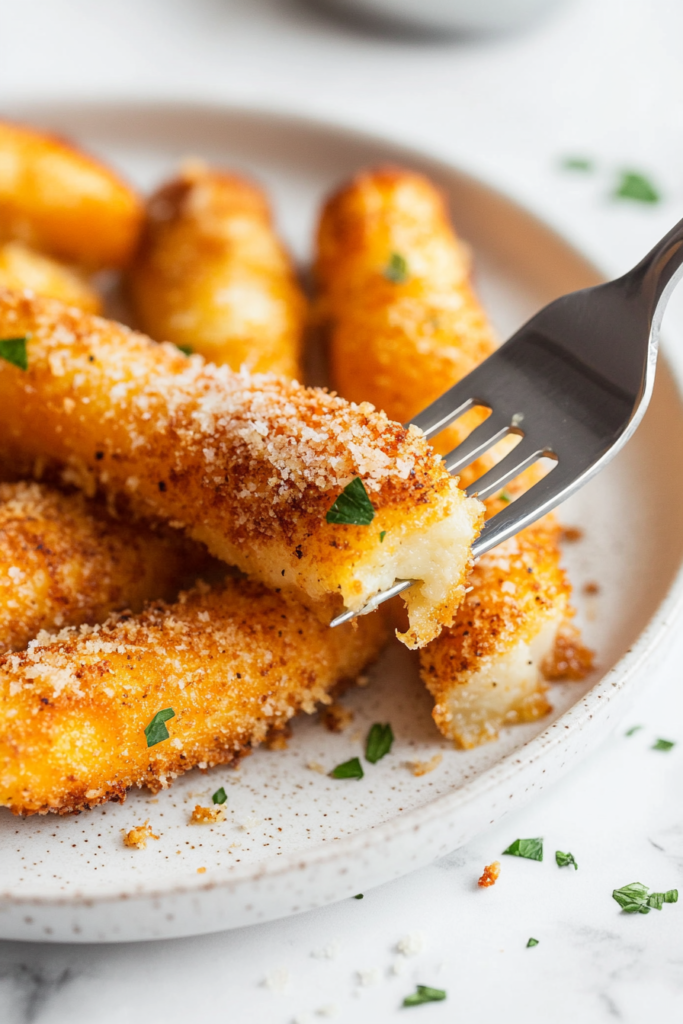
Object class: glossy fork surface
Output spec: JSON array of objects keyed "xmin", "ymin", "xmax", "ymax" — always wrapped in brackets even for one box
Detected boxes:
[{"xmin": 331, "ymin": 215, "xmax": 683, "ymax": 627}]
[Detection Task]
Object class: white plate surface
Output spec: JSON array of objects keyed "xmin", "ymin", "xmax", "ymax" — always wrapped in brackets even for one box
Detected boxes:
[{"xmin": 1, "ymin": 102, "xmax": 683, "ymax": 943}]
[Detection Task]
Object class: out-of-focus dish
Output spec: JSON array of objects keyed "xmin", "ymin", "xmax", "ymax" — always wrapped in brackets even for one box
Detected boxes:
[{"xmin": 0, "ymin": 103, "xmax": 681, "ymax": 943}]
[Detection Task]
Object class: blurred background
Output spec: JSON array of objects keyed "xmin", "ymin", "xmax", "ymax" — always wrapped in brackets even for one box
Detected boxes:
[{"xmin": 1, "ymin": 2, "xmax": 683, "ymax": 1022}]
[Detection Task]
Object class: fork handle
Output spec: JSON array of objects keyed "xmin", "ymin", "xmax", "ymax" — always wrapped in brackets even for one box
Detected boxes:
[{"xmin": 627, "ymin": 215, "xmax": 683, "ymax": 329}]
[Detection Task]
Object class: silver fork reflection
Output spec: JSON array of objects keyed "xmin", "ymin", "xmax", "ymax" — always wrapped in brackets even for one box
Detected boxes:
[{"xmin": 331, "ymin": 216, "xmax": 683, "ymax": 627}]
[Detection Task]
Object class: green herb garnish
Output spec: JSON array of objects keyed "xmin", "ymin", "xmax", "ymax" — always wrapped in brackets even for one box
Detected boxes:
[
  {"xmin": 503, "ymin": 838, "xmax": 543, "ymax": 861},
  {"xmin": 176, "ymin": 343, "xmax": 193, "ymax": 356},
  {"xmin": 625, "ymin": 725, "xmax": 643, "ymax": 737},
  {"xmin": 556, "ymin": 850, "xmax": 578, "ymax": 870},
  {"xmin": 653, "ymin": 738, "xmax": 675, "ymax": 751},
  {"xmin": 330, "ymin": 757, "xmax": 364, "ymax": 780},
  {"xmin": 612, "ymin": 882, "xmax": 678, "ymax": 914},
  {"xmin": 212, "ymin": 787, "xmax": 227, "ymax": 805},
  {"xmin": 614, "ymin": 171, "xmax": 660, "ymax": 204},
  {"xmin": 365, "ymin": 723, "xmax": 394, "ymax": 764},
  {"xmin": 0, "ymin": 336, "xmax": 28, "ymax": 371},
  {"xmin": 144, "ymin": 707, "xmax": 175, "ymax": 747},
  {"xmin": 326, "ymin": 477, "xmax": 375, "ymax": 526},
  {"xmin": 561, "ymin": 156, "xmax": 594, "ymax": 172},
  {"xmin": 499, "ymin": 489, "xmax": 512, "ymax": 503},
  {"xmin": 379, "ymin": 531, "xmax": 386, "ymax": 542},
  {"xmin": 526, "ymin": 937, "xmax": 539, "ymax": 948},
  {"xmin": 354, "ymin": 893, "xmax": 364, "ymax": 899},
  {"xmin": 385, "ymin": 252, "xmax": 408, "ymax": 284},
  {"xmin": 403, "ymin": 986, "xmax": 446, "ymax": 1007}
]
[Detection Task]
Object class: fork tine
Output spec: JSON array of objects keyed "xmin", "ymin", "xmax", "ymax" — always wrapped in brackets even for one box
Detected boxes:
[
  {"xmin": 464, "ymin": 436, "xmax": 548, "ymax": 502},
  {"xmin": 442, "ymin": 414, "xmax": 514, "ymax": 474},
  {"xmin": 409, "ymin": 378, "xmax": 480, "ymax": 439}
]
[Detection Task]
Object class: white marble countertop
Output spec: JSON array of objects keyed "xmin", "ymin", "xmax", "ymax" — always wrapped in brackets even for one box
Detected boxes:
[{"xmin": 1, "ymin": 1, "xmax": 683, "ymax": 1021}]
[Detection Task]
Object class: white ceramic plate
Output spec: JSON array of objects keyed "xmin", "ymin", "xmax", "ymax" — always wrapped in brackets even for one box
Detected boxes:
[{"xmin": 1, "ymin": 102, "xmax": 683, "ymax": 943}]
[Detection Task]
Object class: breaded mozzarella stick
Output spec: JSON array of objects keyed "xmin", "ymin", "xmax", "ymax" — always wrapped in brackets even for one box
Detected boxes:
[
  {"xmin": 130, "ymin": 163, "xmax": 306, "ymax": 379},
  {"xmin": 0, "ymin": 290, "xmax": 483, "ymax": 648},
  {"xmin": 0, "ymin": 481, "xmax": 196, "ymax": 653},
  {"xmin": 0, "ymin": 579, "xmax": 389, "ymax": 815},
  {"xmin": 420, "ymin": 518, "xmax": 590, "ymax": 749},
  {"xmin": 0, "ymin": 241, "xmax": 101, "ymax": 313}
]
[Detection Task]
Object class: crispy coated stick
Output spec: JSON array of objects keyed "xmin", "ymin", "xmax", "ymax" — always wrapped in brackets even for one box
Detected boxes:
[
  {"xmin": 130, "ymin": 163, "xmax": 306, "ymax": 379},
  {"xmin": 316, "ymin": 166, "xmax": 500, "ymax": 482},
  {"xmin": 0, "ymin": 242, "xmax": 101, "ymax": 313},
  {"xmin": 0, "ymin": 290, "xmax": 483, "ymax": 648},
  {"xmin": 420, "ymin": 518, "xmax": 577, "ymax": 749},
  {"xmin": 0, "ymin": 120, "xmax": 142, "ymax": 269},
  {"xmin": 0, "ymin": 579, "xmax": 389, "ymax": 815},
  {"xmin": 0, "ymin": 480, "xmax": 199, "ymax": 653}
]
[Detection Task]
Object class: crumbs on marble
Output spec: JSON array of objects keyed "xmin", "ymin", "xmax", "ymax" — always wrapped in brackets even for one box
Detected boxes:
[
  {"xmin": 190, "ymin": 804, "xmax": 226, "ymax": 824},
  {"xmin": 122, "ymin": 819, "xmax": 159, "ymax": 849},
  {"xmin": 407, "ymin": 753, "xmax": 442, "ymax": 776},
  {"xmin": 478, "ymin": 861, "xmax": 501, "ymax": 888}
]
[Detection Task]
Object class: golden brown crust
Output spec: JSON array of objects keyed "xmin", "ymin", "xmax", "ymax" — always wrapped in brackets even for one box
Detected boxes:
[
  {"xmin": 0, "ymin": 579, "xmax": 389, "ymax": 815},
  {"xmin": 316, "ymin": 166, "xmax": 497, "ymax": 481},
  {"xmin": 0, "ymin": 242, "xmax": 101, "ymax": 313},
  {"xmin": 0, "ymin": 120, "xmax": 142, "ymax": 268},
  {"xmin": 0, "ymin": 289, "xmax": 483, "ymax": 645},
  {"xmin": 130, "ymin": 162, "xmax": 306, "ymax": 379},
  {"xmin": 0, "ymin": 480, "xmax": 198, "ymax": 653}
]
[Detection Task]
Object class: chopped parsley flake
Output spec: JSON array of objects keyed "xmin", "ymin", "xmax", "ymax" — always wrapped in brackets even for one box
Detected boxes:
[
  {"xmin": 526, "ymin": 937, "xmax": 539, "ymax": 948},
  {"xmin": 556, "ymin": 850, "xmax": 578, "ymax": 870},
  {"xmin": 561, "ymin": 156, "xmax": 594, "ymax": 172},
  {"xmin": 212, "ymin": 787, "xmax": 227, "ymax": 805},
  {"xmin": 365, "ymin": 723, "xmax": 394, "ymax": 764},
  {"xmin": 499, "ymin": 489, "xmax": 512, "ymax": 503},
  {"xmin": 403, "ymin": 985, "xmax": 446, "ymax": 1007},
  {"xmin": 330, "ymin": 756, "xmax": 364, "ymax": 780},
  {"xmin": 614, "ymin": 171, "xmax": 660, "ymax": 204},
  {"xmin": 503, "ymin": 837, "xmax": 543, "ymax": 861},
  {"xmin": 326, "ymin": 477, "xmax": 375, "ymax": 526},
  {"xmin": 0, "ymin": 336, "xmax": 28, "ymax": 371},
  {"xmin": 144, "ymin": 707, "xmax": 175, "ymax": 747},
  {"xmin": 176, "ymin": 343, "xmax": 193, "ymax": 356},
  {"xmin": 385, "ymin": 252, "xmax": 409, "ymax": 283},
  {"xmin": 652, "ymin": 738, "xmax": 675, "ymax": 752},
  {"xmin": 354, "ymin": 893, "xmax": 364, "ymax": 899},
  {"xmin": 612, "ymin": 882, "xmax": 678, "ymax": 914},
  {"xmin": 625, "ymin": 725, "xmax": 643, "ymax": 737},
  {"xmin": 379, "ymin": 530, "xmax": 387, "ymax": 542}
]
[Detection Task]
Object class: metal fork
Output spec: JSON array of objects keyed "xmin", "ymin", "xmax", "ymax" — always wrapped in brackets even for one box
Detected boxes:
[{"xmin": 331, "ymin": 216, "xmax": 683, "ymax": 627}]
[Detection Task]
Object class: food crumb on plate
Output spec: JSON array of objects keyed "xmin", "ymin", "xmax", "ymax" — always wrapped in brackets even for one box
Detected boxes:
[
  {"xmin": 240, "ymin": 815, "xmax": 263, "ymax": 831},
  {"xmin": 264, "ymin": 967, "xmax": 290, "ymax": 992},
  {"xmin": 356, "ymin": 967, "xmax": 381, "ymax": 986},
  {"xmin": 321, "ymin": 703, "xmax": 354, "ymax": 732},
  {"xmin": 311, "ymin": 941, "xmax": 340, "ymax": 959},
  {"xmin": 122, "ymin": 820, "xmax": 159, "ymax": 849},
  {"xmin": 197, "ymin": 867, "xmax": 206, "ymax": 874},
  {"xmin": 478, "ymin": 861, "xmax": 501, "ymax": 887},
  {"xmin": 407, "ymin": 753, "xmax": 442, "ymax": 776},
  {"xmin": 307, "ymin": 760, "xmax": 327, "ymax": 774},
  {"xmin": 190, "ymin": 804, "xmax": 226, "ymax": 824},
  {"xmin": 397, "ymin": 931, "xmax": 425, "ymax": 956}
]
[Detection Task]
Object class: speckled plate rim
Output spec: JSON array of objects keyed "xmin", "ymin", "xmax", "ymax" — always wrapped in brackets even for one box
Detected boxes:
[{"xmin": 2, "ymin": 100, "xmax": 683, "ymax": 939}]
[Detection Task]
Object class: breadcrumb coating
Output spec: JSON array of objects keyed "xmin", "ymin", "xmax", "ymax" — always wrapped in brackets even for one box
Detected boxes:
[
  {"xmin": 421, "ymin": 519, "xmax": 572, "ymax": 749},
  {"xmin": 316, "ymin": 166, "xmax": 498, "ymax": 481},
  {"xmin": 130, "ymin": 162, "xmax": 306, "ymax": 379},
  {"xmin": 0, "ymin": 289, "xmax": 483, "ymax": 647},
  {"xmin": 0, "ymin": 242, "xmax": 101, "ymax": 313},
  {"xmin": 0, "ymin": 120, "xmax": 142, "ymax": 268},
  {"xmin": 0, "ymin": 578, "xmax": 389, "ymax": 816},
  {"xmin": 0, "ymin": 480, "xmax": 196, "ymax": 653},
  {"xmin": 122, "ymin": 820, "xmax": 159, "ymax": 848}
]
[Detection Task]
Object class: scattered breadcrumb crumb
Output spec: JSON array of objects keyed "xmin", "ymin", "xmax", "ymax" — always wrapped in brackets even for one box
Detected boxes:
[
  {"xmin": 264, "ymin": 968, "xmax": 290, "ymax": 993},
  {"xmin": 407, "ymin": 753, "xmax": 442, "ymax": 776},
  {"xmin": 190, "ymin": 804, "xmax": 226, "ymax": 824},
  {"xmin": 478, "ymin": 861, "xmax": 501, "ymax": 887},
  {"xmin": 390, "ymin": 958, "xmax": 406, "ymax": 976},
  {"xmin": 561, "ymin": 526, "xmax": 584, "ymax": 542},
  {"xmin": 397, "ymin": 932, "xmax": 425, "ymax": 956},
  {"xmin": 307, "ymin": 761, "xmax": 327, "ymax": 774},
  {"xmin": 197, "ymin": 867, "xmax": 206, "ymax": 874},
  {"xmin": 122, "ymin": 820, "xmax": 159, "ymax": 849},
  {"xmin": 321, "ymin": 703, "xmax": 354, "ymax": 733},
  {"xmin": 311, "ymin": 941, "xmax": 340, "ymax": 960},
  {"xmin": 265, "ymin": 732, "xmax": 289, "ymax": 751},
  {"xmin": 583, "ymin": 580, "xmax": 600, "ymax": 595},
  {"xmin": 356, "ymin": 967, "xmax": 381, "ymax": 987},
  {"xmin": 240, "ymin": 815, "xmax": 263, "ymax": 831}
]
